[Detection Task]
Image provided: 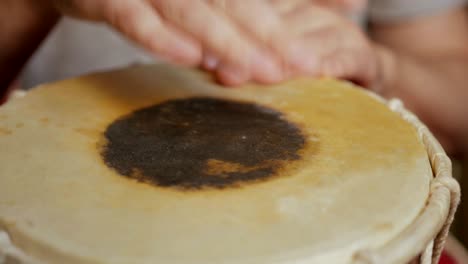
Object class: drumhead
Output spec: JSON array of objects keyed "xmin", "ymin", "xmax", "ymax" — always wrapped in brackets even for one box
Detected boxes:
[{"xmin": 0, "ymin": 64, "xmax": 432, "ymax": 264}]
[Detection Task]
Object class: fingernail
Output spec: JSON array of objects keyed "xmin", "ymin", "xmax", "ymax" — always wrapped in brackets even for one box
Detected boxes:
[
  {"xmin": 217, "ymin": 64, "xmax": 249, "ymax": 87},
  {"xmin": 203, "ymin": 54, "xmax": 219, "ymax": 70},
  {"xmin": 251, "ymin": 50, "xmax": 283, "ymax": 83},
  {"xmin": 288, "ymin": 41, "xmax": 318, "ymax": 74}
]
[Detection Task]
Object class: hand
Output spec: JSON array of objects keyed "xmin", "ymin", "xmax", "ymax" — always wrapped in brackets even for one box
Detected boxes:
[
  {"xmin": 272, "ymin": 1, "xmax": 380, "ymax": 89},
  {"xmin": 200, "ymin": 0, "xmax": 370, "ymax": 84},
  {"xmin": 47, "ymin": 0, "xmax": 317, "ymax": 85},
  {"xmin": 271, "ymin": 0, "xmax": 368, "ymax": 16}
]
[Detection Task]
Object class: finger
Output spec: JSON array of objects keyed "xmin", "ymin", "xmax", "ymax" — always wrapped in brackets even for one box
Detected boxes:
[
  {"xmin": 152, "ymin": 0, "xmax": 264, "ymax": 80},
  {"xmin": 270, "ymin": 0, "xmax": 367, "ymax": 15},
  {"xmin": 296, "ymin": 25, "xmax": 376, "ymax": 86},
  {"xmin": 268, "ymin": 0, "xmax": 309, "ymax": 15},
  {"xmin": 300, "ymin": 20, "xmax": 374, "ymax": 83},
  {"xmin": 291, "ymin": 24, "xmax": 356, "ymax": 76},
  {"xmin": 215, "ymin": 62, "xmax": 250, "ymax": 86},
  {"xmin": 282, "ymin": 3, "xmax": 339, "ymax": 36},
  {"xmin": 320, "ymin": 49, "xmax": 376, "ymax": 87},
  {"xmin": 270, "ymin": 0, "xmax": 342, "ymax": 15},
  {"xmin": 201, "ymin": 51, "xmax": 220, "ymax": 71},
  {"xmin": 209, "ymin": 0, "xmax": 286, "ymax": 83},
  {"xmin": 275, "ymin": 2, "xmax": 374, "ymax": 84},
  {"xmin": 104, "ymin": 0, "xmax": 202, "ymax": 65},
  {"xmin": 216, "ymin": 48, "xmax": 289, "ymax": 86},
  {"xmin": 282, "ymin": 6, "xmax": 353, "ymax": 74},
  {"xmin": 210, "ymin": 0, "xmax": 283, "ymax": 43},
  {"xmin": 268, "ymin": 1, "xmax": 335, "ymax": 79}
]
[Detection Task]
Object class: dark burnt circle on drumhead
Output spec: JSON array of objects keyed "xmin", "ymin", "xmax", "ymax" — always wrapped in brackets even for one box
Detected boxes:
[{"xmin": 101, "ymin": 97, "xmax": 307, "ymax": 190}]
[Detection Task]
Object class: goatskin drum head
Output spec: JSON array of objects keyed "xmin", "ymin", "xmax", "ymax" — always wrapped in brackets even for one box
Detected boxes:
[{"xmin": 0, "ymin": 64, "xmax": 432, "ymax": 264}]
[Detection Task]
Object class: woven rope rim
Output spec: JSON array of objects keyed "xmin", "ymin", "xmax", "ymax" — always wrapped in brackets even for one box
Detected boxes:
[{"xmin": 353, "ymin": 98, "xmax": 461, "ymax": 264}]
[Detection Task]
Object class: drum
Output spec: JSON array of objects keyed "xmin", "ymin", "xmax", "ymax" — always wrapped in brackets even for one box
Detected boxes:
[{"xmin": 0, "ymin": 64, "xmax": 460, "ymax": 264}]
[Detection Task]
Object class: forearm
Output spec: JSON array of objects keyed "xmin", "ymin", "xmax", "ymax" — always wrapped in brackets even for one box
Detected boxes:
[
  {"xmin": 0, "ymin": 1, "xmax": 59, "ymax": 92},
  {"xmin": 375, "ymin": 44, "xmax": 468, "ymax": 154}
]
